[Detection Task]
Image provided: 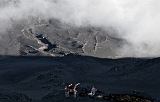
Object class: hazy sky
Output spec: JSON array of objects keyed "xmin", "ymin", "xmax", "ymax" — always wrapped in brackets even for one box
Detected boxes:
[{"xmin": 0, "ymin": 0, "xmax": 160, "ymax": 57}]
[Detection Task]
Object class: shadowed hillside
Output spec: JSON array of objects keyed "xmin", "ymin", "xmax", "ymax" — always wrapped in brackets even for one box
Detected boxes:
[{"xmin": 0, "ymin": 55, "xmax": 159, "ymax": 101}]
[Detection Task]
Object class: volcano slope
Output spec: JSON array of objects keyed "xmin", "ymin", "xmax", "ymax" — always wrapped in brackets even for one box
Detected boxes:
[
  {"xmin": 0, "ymin": 18, "xmax": 123, "ymax": 58},
  {"xmin": 0, "ymin": 55, "xmax": 160, "ymax": 102},
  {"xmin": 0, "ymin": 18, "xmax": 159, "ymax": 102}
]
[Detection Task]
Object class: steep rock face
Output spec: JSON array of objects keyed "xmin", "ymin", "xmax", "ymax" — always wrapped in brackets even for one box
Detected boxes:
[{"xmin": 0, "ymin": 18, "xmax": 123, "ymax": 58}]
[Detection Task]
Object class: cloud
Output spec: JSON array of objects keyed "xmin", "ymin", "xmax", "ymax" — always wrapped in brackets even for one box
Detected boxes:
[{"xmin": 0, "ymin": 0, "xmax": 160, "ymax": 57}]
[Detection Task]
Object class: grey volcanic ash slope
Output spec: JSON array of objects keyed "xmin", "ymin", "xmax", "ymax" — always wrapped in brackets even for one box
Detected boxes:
[
  {"xmin": 0, "ymin": 19, "xmax": 123, "ymax": 58},
  {"xmin": 1, "ymin": 0, "xmax": 160, "ymax": 57}
]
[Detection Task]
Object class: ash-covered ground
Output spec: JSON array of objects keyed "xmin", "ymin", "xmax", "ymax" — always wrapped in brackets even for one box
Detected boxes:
[{"xmin": 0, "ymin": 55, "xmax": 160, "ymax": 102}]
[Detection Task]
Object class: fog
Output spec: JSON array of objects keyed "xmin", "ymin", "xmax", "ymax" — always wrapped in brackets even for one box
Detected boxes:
[{"xmin": 0, "ymin": 0, "xmax": 160, "ymax": 57}]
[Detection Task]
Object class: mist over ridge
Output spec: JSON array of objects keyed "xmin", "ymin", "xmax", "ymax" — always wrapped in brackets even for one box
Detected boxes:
[{"xmin": 0, "ymin": 0, "xmax": 160, "ymax": 58}]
